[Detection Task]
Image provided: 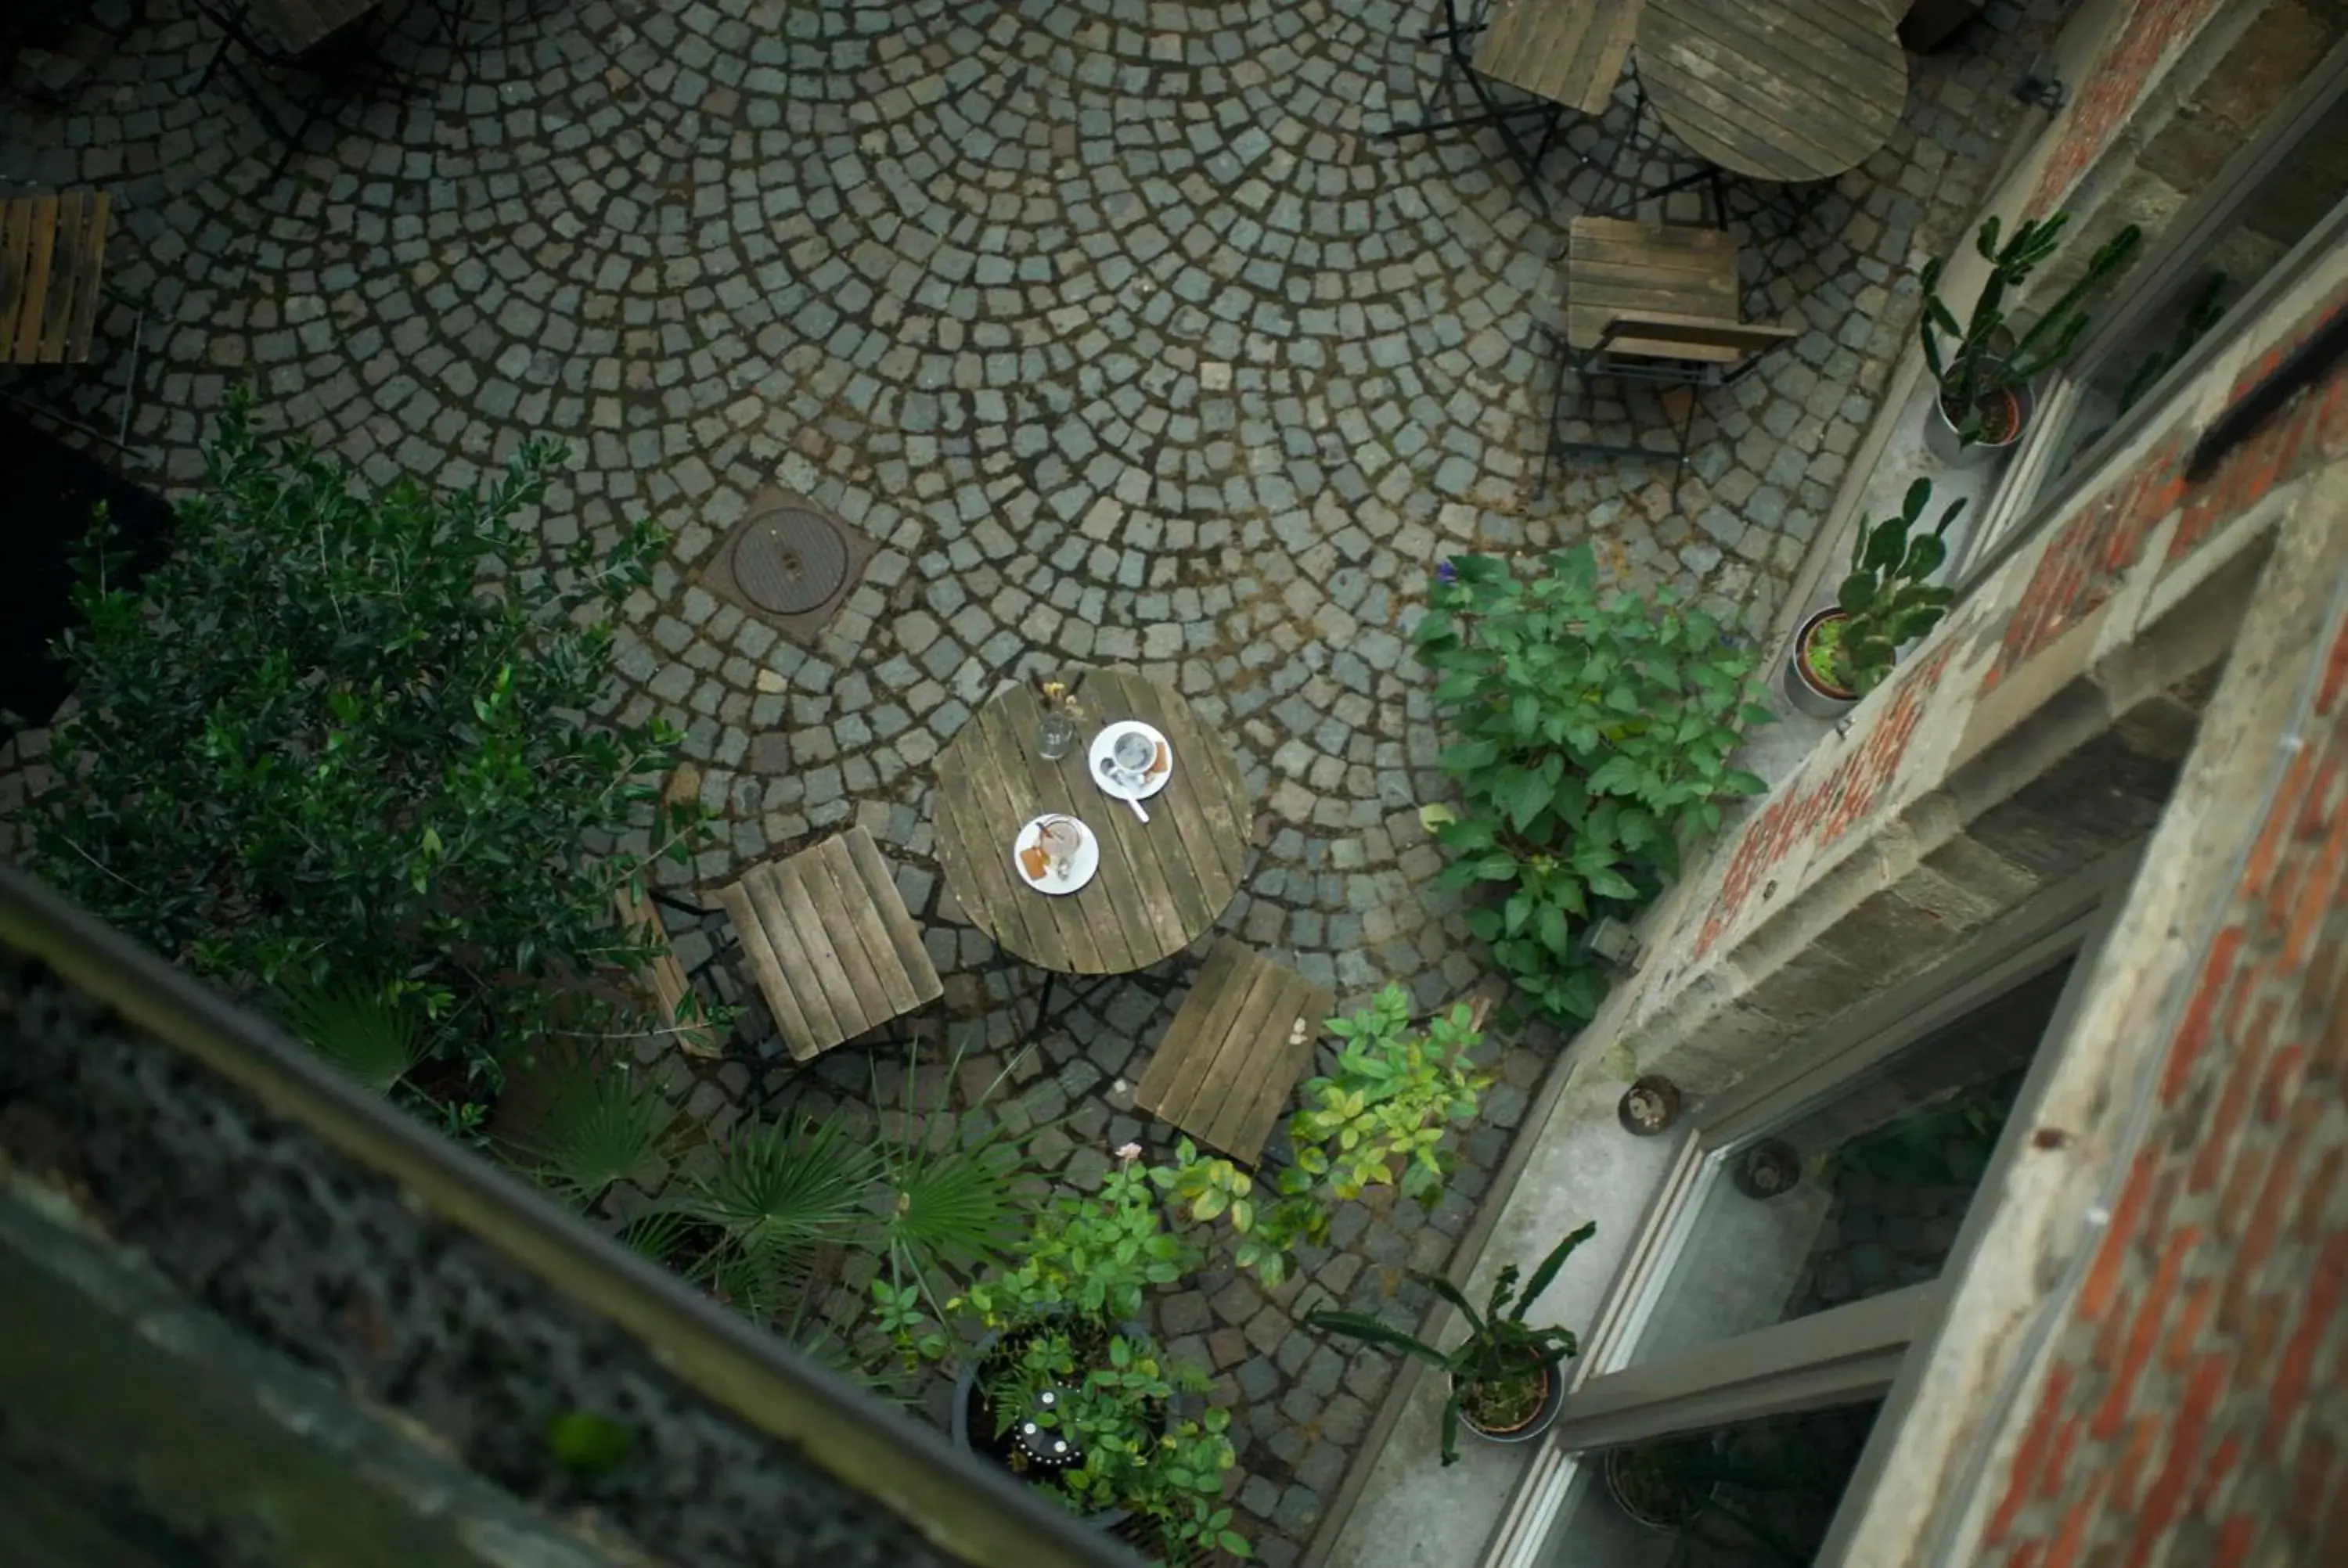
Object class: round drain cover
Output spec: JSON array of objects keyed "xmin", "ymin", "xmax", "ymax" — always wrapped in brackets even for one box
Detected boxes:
[{"xmin": 733, "ymin": 505, "xmax": 848, "ymax": 617}]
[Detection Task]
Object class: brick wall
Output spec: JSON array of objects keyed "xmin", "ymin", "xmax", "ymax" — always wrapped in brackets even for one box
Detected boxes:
[
  {"xmin": 2025, "ymin": 0, "xmax": 2231, "ymax": 216},
  {"xmin": 1670, "ymin": 272, "xmax": 2348, "ymax": 980},
  {"xmin": 1976, "ymin": 578, "xmax": 2348, "ymax": 1568}
]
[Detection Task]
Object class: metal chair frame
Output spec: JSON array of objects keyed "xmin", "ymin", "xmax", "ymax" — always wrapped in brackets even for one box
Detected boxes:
[{"xmin": 1374, "ymin": 0, "xmax": 1583, "ymax": 214}]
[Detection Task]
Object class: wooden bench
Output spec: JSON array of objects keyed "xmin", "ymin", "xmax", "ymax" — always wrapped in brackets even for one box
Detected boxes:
[
  {"xmin": 1136, "ymin": 940, "xmax": 1336, "ymax": 1166},
  {"xmin": 612, "ymin": 882, "xmax": 722, "ymax": 1059},
  {"xmin": 714, "ymin": 825, "xmax": 942, "ymax": 1063}
]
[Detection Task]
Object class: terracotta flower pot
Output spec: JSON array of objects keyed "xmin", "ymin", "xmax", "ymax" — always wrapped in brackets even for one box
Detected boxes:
[
  {"xmin": 1784, "ymin": 608, "xmax": 1858, "ymax": 719},
  {"xmin": 1925, "ymin": 379, "xmax": 2034, "ymax": 467},
  {"xmin": 1454, "ymin": 1362, "xmax": 1565, "ymax": 1447}
]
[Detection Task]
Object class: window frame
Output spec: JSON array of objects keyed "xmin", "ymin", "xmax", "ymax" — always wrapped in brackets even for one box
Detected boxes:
[
  {"xmin": 1954, "ymin": 39, "xmax": 2348, "ymax": 587},
  {"xmin": 1479, "ymin": 843, "xmax": 2144, "ymax": 1568}
]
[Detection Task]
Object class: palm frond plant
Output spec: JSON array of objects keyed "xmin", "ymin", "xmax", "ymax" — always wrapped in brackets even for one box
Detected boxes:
[
  {"xmin": 511, "ymin": 1056, "xmax": 682, "ymax": 1207},
  {"xmin": 691, "ymin": 1111, "xmax": 876, "ymax": 1252},
  {"xmin": 272, "ymin": 977, "xmax": 430, "ymax": 1095},
  {"xmin": 1307, "ymin": 1221, "xmax": 1597, "ymax": 1465},
  {"xmin": 614, "ymin": 1206, "xmax": 694, "ymax": 1268},
  {"xmin": 682, "ymin": 1112, "xmax": 875, "ymax": 1329},
  {"xmin": 868, "ymin": 1040, "xmax": 1043, "ymax": 1317}
]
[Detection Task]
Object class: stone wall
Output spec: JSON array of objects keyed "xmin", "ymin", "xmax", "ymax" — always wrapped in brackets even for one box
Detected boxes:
[
  {"xmin": 1650, "ymin": 215, "xmax": 2348, "ymax": 1568},
  {"xmin": 1975, "ymin": 491, "xmax": 2347, "ymax": 1568},
  {"xmin": 2011, "ymin": 0, "xmax": 2345, "ymax": 300}
]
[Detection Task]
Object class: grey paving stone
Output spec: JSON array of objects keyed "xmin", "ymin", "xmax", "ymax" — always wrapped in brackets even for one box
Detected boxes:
[{"xmin": 3, "ymin": 2, "xmax": 2054, "ymax": 1548}]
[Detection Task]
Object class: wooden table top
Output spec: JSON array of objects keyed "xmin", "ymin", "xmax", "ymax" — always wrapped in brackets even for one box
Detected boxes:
[
  {"xmin": 1637, "ymin": 0, "xmax": 1908, "ymax": 184},
  {"xmin": 932, "ymin": 668, "xmax": 1254, "ymax": 976}
]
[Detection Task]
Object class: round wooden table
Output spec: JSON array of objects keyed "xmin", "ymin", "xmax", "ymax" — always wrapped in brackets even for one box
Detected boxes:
[
  {"xmin": 931, "ymin": 667, "xmax": 1254, "ymax": 976},
  {"xmin": 1637, "ymin": 0, "xmax": 1909, "ymax": 184}
]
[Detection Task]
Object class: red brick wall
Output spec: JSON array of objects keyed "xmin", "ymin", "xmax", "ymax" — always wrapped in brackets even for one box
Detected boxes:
[
  {"xmin": 1979, "ymin": 591, "xmax": 2348, "ymax": 1568},
  {"xmin": 1690, "ymin": 644, "xmax": 1960, "ymax": 963},
  {"xmin": 1688, "ymin": 281, "xmax": 2348, "ymax": 969},
  {"xmin": 2026, "ymin": 0, "xmax": 2231, "ymax": 216}
]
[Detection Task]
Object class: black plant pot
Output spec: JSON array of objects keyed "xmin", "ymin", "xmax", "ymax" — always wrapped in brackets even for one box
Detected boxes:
[
  {"xmin": 953, "ymin": 1327, "xmax": 1142, "ymax": 1529},
  {"xmin": 1453, "ymin": 1362, "xmax": 1565, "ymax": 1447},
  {"xmin": 1604, "ymin": 1446, "xmax": 1708, "ymax": 1530},
  {"xmin": 1732, "ymin": 1138, "xmax": 1802, "ymax": 1200},
  {"xmin": 1618, "ymin": 1076, "xmax": 1684, "ymax": 1136}
]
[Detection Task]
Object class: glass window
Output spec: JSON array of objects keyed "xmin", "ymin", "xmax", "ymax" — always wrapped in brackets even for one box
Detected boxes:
[
  {"xmin": 1628, "ymin": 959, "xmax": 2075, "ymax": 1367},
  {"xmin": 2029, "ymin": 85, "xmax": 2348, "ymax": 487},
  {"xmin": 1553, "ymin": 1401, "xmax": 1885, "ymax": 1568}
]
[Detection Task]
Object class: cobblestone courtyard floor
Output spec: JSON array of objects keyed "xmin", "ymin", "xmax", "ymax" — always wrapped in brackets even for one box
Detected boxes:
[{"xmin": 1, "ymin": 0, "xmax": 2059, "ymax": 1559}]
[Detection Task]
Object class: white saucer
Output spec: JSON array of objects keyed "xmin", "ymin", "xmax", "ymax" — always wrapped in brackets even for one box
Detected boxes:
[
  {"xmin": 1089, "ymin": 720, "xmax": 1174, "ymax": 802},
  {"xmin": 1013, "ymin": 815, "xmax": 1100, "ymax": 895}
]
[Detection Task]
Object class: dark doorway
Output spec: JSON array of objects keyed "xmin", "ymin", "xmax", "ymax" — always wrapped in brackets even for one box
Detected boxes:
[{"xmin": 0, "ymin": 411, "xmax": 174, "ymax": 740}]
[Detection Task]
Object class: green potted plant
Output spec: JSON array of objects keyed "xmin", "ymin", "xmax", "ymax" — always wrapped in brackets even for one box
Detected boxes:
[
  {"xmin": 1305, "ymin": 1221, "xmax": 1597, "ymax": 1466},
  {"xmin": 875, "ymin": 1160, "xmax": 1251, "ymax": 1563},
  {"xmin": 1413, "ymin": 549, "xmax": 1774, "ymax": 1027},
  {"xmin": 1165, "ymin": 984, "xmax": 1492, "ymax": 1288},
  {"xmin": 1785, "ymin": 477, "xmax": 1966, "ymax": 717},
  {"xmin": 1604, "ymin": 1417, "xmax": 1864, "ymax": 1560},
  {"xmin": 1920, "ymin": 211, "xmax": 2141, "ymax": 464}
]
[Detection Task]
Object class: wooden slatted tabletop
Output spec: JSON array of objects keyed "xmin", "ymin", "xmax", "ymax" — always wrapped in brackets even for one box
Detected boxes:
[
  {"xmin": 1473, "ymin": 0, "xmax": 1643, "ymax": 119},
  {"xmin": 1637, "ymin": 0, "xmax": 1908, "ymax": 184},
  {"xmin": 932, "ymin": 668, "xmax": 1254, "ymax": 976}
]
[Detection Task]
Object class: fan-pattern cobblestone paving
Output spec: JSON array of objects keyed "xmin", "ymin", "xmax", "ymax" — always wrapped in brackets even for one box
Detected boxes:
[{"xmin": 0, "ymin": 0, "xmax": 2058, "ymax": 1559}]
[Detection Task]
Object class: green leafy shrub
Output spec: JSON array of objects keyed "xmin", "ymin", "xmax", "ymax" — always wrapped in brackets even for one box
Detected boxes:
[
  {"xmin": 22, "ymin": 395, "xmax": 718, "ymax": 1111},
  {"xmin": 1168, "ymin": 985, "xmax": 1489, "ymax": 1286},
  {"xmin": 1413, "ymin": 548, "xmax": 1772, "ymax": 1024}
]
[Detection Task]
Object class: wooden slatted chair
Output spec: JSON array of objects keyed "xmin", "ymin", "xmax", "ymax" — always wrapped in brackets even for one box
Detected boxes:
[
  {"xmin": 714, "ymin": 825, "xmax": 944, "ymax": 1064},
  {"xmin": 612, "ymin": 882, "xmax": 723, "ymax": 1059},
  {"xmin": 1546, "ymin": 215, "xmax": 1799, "ymax": 503},
  {"xmin": 0, "ymin": 189, "xmax": 140, "ymax": 451},
  {"xmin": 1473, "ymin": 0, "xmax": 1640, "ymax": 120},
  {"xmin": 1136, "ymin": 941, "xmax": 1336, "ymax": 1167},
  {"xmin": 1377, "ymin": 0, "xmax": 1634, "ymax": 212}
]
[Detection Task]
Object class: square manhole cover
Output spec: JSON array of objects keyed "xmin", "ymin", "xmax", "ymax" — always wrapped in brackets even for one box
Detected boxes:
[{"xmin": 702, "ymin": 487, "xmax": 877, "ymax": 643}]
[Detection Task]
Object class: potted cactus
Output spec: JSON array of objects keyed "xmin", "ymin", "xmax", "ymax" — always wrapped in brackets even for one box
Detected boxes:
[
  {"xmin": 1306, "ymin": 1222, "xmax": 1596, "ymax": 1466},
  {"xmin": 1921, "ymin": 212, "xmax": 2141, "ymax": 465},
  {"xmin": 1785, "ymin": 478, "xmax": 1966, "ymax": 717}
]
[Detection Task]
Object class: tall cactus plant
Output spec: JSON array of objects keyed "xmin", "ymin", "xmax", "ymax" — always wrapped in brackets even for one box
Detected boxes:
[
  {"xmin": 1832, "ymin": 477, "xmax": 1967, "ymax": 695},
  {"xmin": 1921, "ymin": 212, "xmax": 2142, "ymax": 447}
]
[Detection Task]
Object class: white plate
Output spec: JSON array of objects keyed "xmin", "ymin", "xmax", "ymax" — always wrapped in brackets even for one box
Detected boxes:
[
  {"xmin": 1088, "ymin": 720, "xmax": 1174, "ymax": 802},
  {"xmin": 1013, "ymin": 814, "xmax": 1100, "ymax": 895}
]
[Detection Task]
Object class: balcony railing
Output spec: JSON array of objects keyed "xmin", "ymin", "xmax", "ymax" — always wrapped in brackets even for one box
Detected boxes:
[{"xmin": 0, "ymin": 861, "xmax": 1133, "ymax": 1568}]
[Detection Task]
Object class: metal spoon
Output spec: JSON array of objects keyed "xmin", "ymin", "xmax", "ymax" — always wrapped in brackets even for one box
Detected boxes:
[{"xmin": 1097, "ymin": 753, "xmax": 1149, "ymax": 822}]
